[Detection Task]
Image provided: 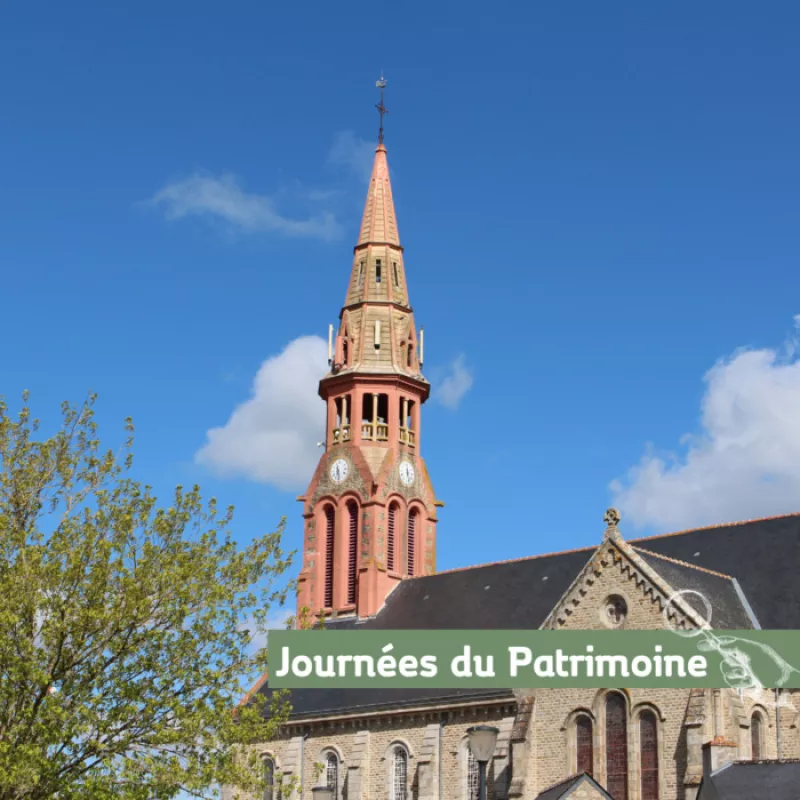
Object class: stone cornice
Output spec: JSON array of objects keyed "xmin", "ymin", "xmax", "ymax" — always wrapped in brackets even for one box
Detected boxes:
[{"xmin": 277, "ymin": 697, "xmax": 516, "ymax": 729}]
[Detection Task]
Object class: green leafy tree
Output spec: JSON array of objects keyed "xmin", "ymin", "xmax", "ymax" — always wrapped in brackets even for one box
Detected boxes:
[{"xmin": 0, "ymin": 394, "xmax": 294, "ymax": 800}]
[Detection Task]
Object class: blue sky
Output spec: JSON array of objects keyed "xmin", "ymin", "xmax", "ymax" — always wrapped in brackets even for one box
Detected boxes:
[{"xmin": 2, "ymin": 1, "xmax": 800, "ymax": 595}]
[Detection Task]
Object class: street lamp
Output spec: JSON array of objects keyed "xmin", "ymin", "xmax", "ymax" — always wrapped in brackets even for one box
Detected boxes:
[
  {"xmin": 311, "ymin": 787, "xmax": 334, "ymax": 800},
  {"xmin": 467, "ymin": 725, "xmax": 499, "ymax": 800}
]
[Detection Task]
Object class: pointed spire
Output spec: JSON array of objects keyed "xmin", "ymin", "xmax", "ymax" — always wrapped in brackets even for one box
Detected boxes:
[
  {"xmin": 356, "ymin": 76, "xmax": 399, "ymax": 247},
  {"xmin": 332, "ymin": 80, "xmax": 424, "ymax": 382},
  {"xmin": 357, "ymin": 144, "xmax": 400, "ymax": 247}
]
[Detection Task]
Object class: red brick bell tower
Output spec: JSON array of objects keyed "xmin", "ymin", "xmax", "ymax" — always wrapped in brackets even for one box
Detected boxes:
[{"xmin": 296, "ymin": 84, "xmax": 440, "ymax": 622}]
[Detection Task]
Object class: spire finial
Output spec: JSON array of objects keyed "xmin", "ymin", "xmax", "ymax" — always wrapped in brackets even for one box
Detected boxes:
[
  {"xmin": 604, "ymin": 507, "xmax": 624, "ymax": 542},
  {"xmin": 604, "ymin": 507, "xmax": 622, "ymax": 539},
  {"xmin": 375, "ymin": 74, "xmax": 388, "ymax": 145}
]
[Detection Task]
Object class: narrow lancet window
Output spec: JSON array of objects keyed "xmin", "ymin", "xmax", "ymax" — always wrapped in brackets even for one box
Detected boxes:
[
  {"xmin": 391, "ymin": 747, "xmax": 408, "ymax": 800},
  {"xmin": 606, "ymin": 693, "xmax": 628, "ymax": 800},
  {"xmin": 751, "ymin": 712, "xmax": 763, "ymax": 759},
  {"xmin": 407, "ymin": 509, "xmax": 417, "ymax": 576},
  {"xmin": 576, "ymin": 716, "xmax": 593, "ymax": 775},
  {"xmin": 387, "ymin": 503, "xmax": 397, "ymax": 571},
  {"xmin": 323, "ymin": 505, "xmax": 335, "ymax": 608},
  {"xmin": 640, "ymin": 711, "xmax": 659, "ymax": 800},
  {"xmin": 346, "ymin": 501, "xmax": 358, "ymax": 605}
]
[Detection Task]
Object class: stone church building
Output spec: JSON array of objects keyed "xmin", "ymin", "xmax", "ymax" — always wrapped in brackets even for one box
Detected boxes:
[{"xmin": 231, "ymin": 129, "xmax": 800, "ymax": 800}]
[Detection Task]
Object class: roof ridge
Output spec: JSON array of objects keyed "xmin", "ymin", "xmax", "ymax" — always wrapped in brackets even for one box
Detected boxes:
[
  {"xmin": 628, "ymin": 512, "xmax": 800, "ymax": 544},
  {"xmin": 633, "ymin": 547, "xmax": 735, "ymax": 580},
  {"xmin": 415, "ymin": 543, "xmax": 596, "ymax": 578},
  {"xmin": 413, "ymin": 512, "xmax": 800, "ymax": 578},
  {"xmin": 535, "ymin": 772, "xmax": 585, "ymax": 795}
]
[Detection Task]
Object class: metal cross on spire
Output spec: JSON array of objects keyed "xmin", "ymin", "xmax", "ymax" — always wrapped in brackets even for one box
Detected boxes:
[{"xmin": 376, "ymin": 74, "xmax": 388, "ymax": 145}]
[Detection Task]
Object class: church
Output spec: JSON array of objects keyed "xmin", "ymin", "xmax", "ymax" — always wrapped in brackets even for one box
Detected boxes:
[{"xmin": 230, "ymin": 112, "xmax": 800, "ymax": 800}]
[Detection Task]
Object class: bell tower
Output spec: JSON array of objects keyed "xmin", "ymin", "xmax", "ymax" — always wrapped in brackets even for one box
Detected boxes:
[{"xmin": 296, "ymin": 81, "xmax": 440, "ymax": 621}]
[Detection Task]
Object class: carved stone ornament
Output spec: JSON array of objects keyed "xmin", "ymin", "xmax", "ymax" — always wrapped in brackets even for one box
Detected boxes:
[
  {"xmin": 383, "ymin": 455, "xmax": 430, "ymax": 508},
  {"xmin": 310, "ymin": 451, "xmax": 367, "ymax": 506}
]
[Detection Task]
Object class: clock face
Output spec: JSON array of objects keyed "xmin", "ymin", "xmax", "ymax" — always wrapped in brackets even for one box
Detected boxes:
[
  {"xmin": 329, "ymin": 458, "xmax": 349, "ymax": 483},
  {"xmin": 399, "ymin": 460, "xmax": 415, "ymax": 487}
]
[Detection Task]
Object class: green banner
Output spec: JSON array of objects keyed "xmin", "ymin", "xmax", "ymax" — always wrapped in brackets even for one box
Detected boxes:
[{"xmin": 268, "ymin": 630, "xmax": 800, "ymax": 689}]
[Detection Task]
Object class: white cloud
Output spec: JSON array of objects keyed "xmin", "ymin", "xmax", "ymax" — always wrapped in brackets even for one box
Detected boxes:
[
  {"xmin": 150, "ymin": 173, "xmax": 342, "ymax": 241},
  {"xmin": 434, "ymin": 355, "xmax": 474, "ymax": 410},
  {"xmin": 195, "ymin": 336, "xmax": 327, "ymax": 491},
  {"xmin": 612, "ymin": 317, "xmax": 800, "ymax": 531},
  {"xmin": 328, "ymin": 130, "xmax": 375, "ymax": 183}
]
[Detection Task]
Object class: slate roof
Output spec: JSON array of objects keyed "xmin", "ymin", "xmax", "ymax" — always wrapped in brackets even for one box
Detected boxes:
[
  {"xmin": 628, "ymin": 514, "xmax": 800, "ymax": 629},
  {"xmin": 699, "ymin": 759, "xmax": 800, "ymax": 799},
  {"xmin": 534, "ymin": 773, "xmax": 612, "ymax": 800},
  {"xmin": 258, "ymin": 513, "xmax": 800, "ymax": 718},
  {"xmin": 631, "ymin": 549, "xmax": 754, "ymax": 629}
]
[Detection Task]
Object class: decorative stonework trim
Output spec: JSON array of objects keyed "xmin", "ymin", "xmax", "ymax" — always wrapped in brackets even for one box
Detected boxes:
[
  {"xmin": 382, "ymin": 737, "xmax": 415, "ymax": 761},
  {"xmin": 259, "ymin": 749, "xmax": 280, "ymax": 766},
  {"xmin": 318, "ymin": 744, "xmax": 346, "ymax": 766},
  {"xmin": 560, "ymin": 707, "xmax": 596, "ymax": 732},
  {"xmin": 631, "ymin": 700, "xmax": 667, "ymax": 723},
  {"xmin": 310, "ymin": 458, "xmax": 369, "ymax": 508},
  {"xmin": 633, "ymin": 546, "xmax": 735, "ymax": 579},
  {"xmin": 540, "ymin": 533, "xmax": 712, "ymax": 632}
]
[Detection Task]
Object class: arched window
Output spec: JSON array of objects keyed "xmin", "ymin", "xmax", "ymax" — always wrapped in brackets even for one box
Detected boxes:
[
  {"xmin": 387, "ymin": 503, "xmax": 397, "ymax": 571},
  {"xmin": 263, "ymin": 757, "xmax": 275, "ymax": 800},
  {"xmin": 407, "ymin": 509, "xmax": 418, "ymax": 576},
  {"xmin": 640, "ymin": 711, "xmax": 659, "ymax": 800},
  {"xmin": 606, "ymin": 693, "xmax": 628, "ymax": 800},
  {"xmin": 576, "ymin": 715, "xmax": 593, "ymax": 775},
  {"xmin": 407, "ymin": 342, "xmax": 414, "ymax": 368},
  {"xmin": 465, "ymin": 744, "xmax": 479, "ymax": 800},
  {"xmin": 751, "ymin": 711, "xmax": 763, "ymax": 760},
  {"xmin": 390, "ymin": 746, "xmax": 408, "ymax": 800},
  {"xmin": 325, "ymin": 752, "xmax": 339, "ymax": 796},
  {"xmin": 346, "ymin": 501, "xmax": 359, "ymax": 605},
  {"xmin": 323, "ymin": 505, "xmax": 335, "ymax": 608}
]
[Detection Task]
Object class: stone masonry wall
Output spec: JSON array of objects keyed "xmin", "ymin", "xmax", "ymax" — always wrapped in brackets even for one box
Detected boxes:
[{"xmin": 233, "ymin": 536, "xmax": 800, "ymax": 800}]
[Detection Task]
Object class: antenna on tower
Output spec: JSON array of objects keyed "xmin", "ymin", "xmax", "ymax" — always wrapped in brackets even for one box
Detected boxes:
[{"xmin": 376, "ymin": 74, "xmax": 388, "ymax": 145}]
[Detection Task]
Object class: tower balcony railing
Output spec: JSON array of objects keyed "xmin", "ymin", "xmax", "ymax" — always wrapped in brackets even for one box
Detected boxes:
[
  {"xmin": 332, "ymin": 425, "xmax": 351, "ymax": 444},
  {"xmin": 361, "ymin": 422, "xmax": 390, "ymax": 442},
  {"xmin": 399, "ymin": 427, "xmax": 416, "ymax": 447}
]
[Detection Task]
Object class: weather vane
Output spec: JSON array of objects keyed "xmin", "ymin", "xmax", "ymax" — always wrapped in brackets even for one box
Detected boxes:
[{"xmin": 376, "ymin": 74, "xmax": 388, "ymax": 145}]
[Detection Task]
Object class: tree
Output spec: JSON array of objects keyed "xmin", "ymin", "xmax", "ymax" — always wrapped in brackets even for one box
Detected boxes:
[{"xmin": 0, "ymin": 394, "xmax": 294, "ymax": 800}]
